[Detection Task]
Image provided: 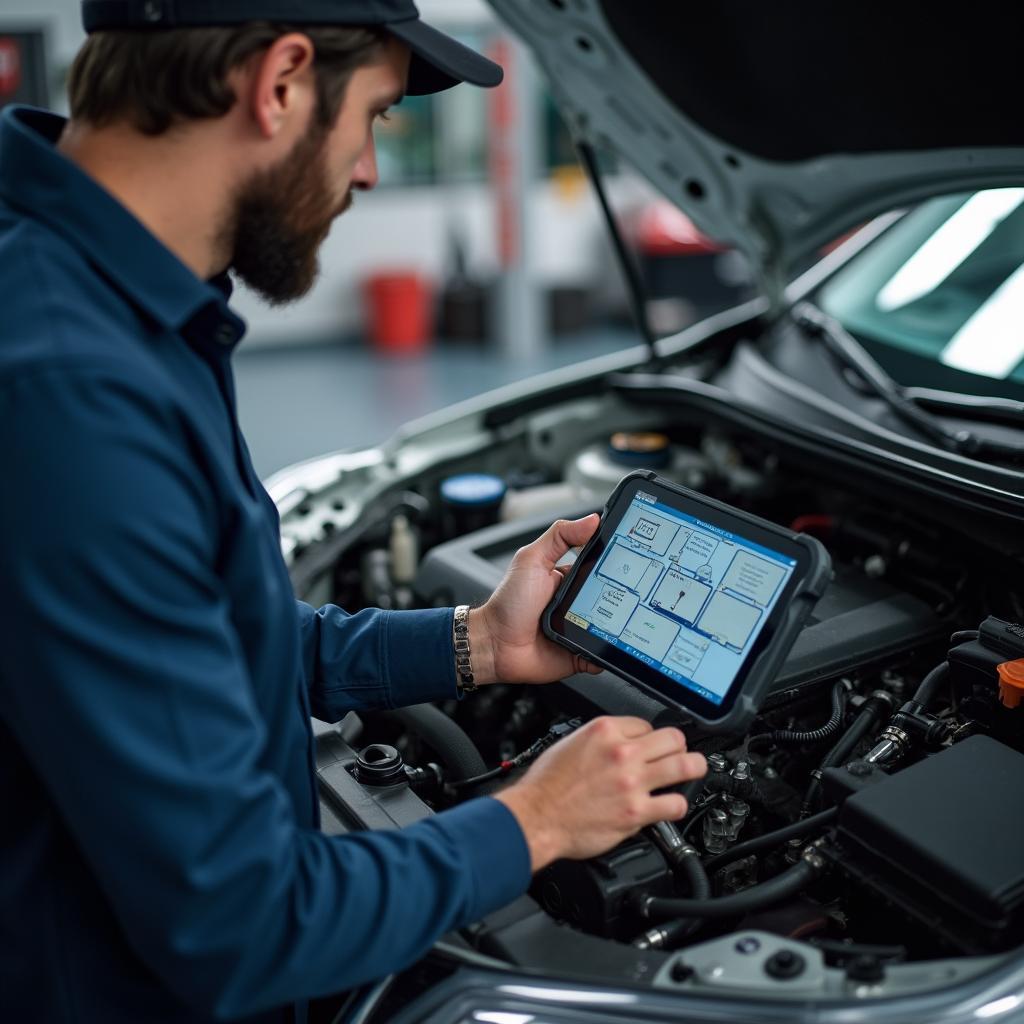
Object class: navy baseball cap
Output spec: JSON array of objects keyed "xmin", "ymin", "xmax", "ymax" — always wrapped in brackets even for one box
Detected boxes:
[{"xmin": 81, "ymin": 1, "xmax": 504, "ymax": 95}]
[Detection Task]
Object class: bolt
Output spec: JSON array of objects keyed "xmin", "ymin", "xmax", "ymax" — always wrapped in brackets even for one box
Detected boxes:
[
  {"xmin": 846, "ymin": 954, "xmax": 885, "ymax": 984},
  {"xmin": 765, "ymin": 949, "xmax": 806, "ymax": 980},
  {"xmin": 670, "ymin": 959, "xmax": 694, "ymax": 983}
]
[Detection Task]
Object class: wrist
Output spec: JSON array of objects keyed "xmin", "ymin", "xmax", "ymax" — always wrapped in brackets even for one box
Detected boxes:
[
  {"xmin": 494, "ymin": 785, "xmax": 563, "ymax": 872},
  {"xmin": 466, "ymin": 606, "xmax": 498, "ymax": 686}
]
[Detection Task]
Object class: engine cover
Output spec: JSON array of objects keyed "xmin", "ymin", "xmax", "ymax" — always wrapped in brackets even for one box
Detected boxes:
[
  {"xmin": 833, "ymin": 735, "xmax": 1024, "ymax": 952},
  {"xmin": 415, "ymin": 513, "xmax": 944, "ymax": 717}
]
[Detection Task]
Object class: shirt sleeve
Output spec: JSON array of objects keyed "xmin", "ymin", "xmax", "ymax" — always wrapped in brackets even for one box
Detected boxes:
[
  {"xmin": 0, "ymin": 365, "xmax": 531, "ymax": 1020},
  {"xmin": 295, "ymin": 601, "xmax": 460, "ymax": 721}
]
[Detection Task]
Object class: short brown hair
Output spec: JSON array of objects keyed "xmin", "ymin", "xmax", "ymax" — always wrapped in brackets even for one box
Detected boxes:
[{"xmin": 67, "ymin": 23, "xmax": 387, "ymax": 136}]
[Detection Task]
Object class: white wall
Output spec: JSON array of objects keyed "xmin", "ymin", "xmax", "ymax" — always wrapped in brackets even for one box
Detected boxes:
[{"xmin": 0, "ymin": 0, "xmax": 638, "ymax": 346}]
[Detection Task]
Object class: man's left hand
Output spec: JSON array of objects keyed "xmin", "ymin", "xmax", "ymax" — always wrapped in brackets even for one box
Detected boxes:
[{"xmin": 468, "ymin": 514, "xmax": 603, "ymax": 686}]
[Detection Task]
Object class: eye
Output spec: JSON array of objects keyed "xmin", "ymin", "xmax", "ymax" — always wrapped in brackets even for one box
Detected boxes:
[{"xmin": 374, "ymin": 110, "xmax": 392, "ymax": 124}]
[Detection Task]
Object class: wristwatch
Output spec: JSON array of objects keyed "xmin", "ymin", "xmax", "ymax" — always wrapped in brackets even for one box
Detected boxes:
[{"xmin": 453, "ymin": 605, "xmax": 478, "ymax": 696}]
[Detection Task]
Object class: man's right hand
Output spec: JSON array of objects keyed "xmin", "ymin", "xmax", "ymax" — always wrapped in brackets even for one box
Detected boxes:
[{"xmin": 495, "ymin": 716, "xmax": 707, "ymax": 872}]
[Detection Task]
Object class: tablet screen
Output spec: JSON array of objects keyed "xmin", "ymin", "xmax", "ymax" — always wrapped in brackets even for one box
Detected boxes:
[{"xmin": 562, "ymin": 487, "xmax": 798, "ymax": 706}]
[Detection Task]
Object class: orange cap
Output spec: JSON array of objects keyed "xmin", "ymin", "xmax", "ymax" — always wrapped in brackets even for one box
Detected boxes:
[{"xmin": 996, "ymin": 659, "xmax": 1024, "ymax": 709}]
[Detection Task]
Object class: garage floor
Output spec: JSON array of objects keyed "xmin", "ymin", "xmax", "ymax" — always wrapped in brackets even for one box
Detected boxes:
[{"xmin": 233, "ymin": 330, "xmax": 635, "ymax": 479}]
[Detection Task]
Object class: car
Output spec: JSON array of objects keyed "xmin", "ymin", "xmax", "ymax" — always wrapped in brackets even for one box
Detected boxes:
[{"xmin": 265, "ymin": 4, "xmax": 1024, "ymax": 1022}]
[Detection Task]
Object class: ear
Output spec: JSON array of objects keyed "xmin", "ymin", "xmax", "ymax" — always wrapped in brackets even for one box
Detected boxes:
[{"xmin": 245, "ymin": 33, "xmax": 317, "ymax": 140}]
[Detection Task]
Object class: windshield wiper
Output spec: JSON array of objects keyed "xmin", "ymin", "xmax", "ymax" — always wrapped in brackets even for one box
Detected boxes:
[{"xmin": 792, "ymin": 301, "xmax": 1024, "ymax": 466}]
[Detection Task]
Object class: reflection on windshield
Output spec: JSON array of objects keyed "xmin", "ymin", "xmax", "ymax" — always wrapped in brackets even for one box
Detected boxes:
[
  {"xmin": 940, "ymin": 261, "xmax": 1024, "ymax": 377},
  {"xmin": 818, "ymin": 188, "xmax": 1024, "ymax": 398},
  {"xmin": 877, "ymin": 189, "xmax": 1024, "ymax": 312}
]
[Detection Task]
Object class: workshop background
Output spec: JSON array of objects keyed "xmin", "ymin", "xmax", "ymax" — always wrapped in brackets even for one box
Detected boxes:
[{"xmin": 0, "ymin": 0, "xmax": 754, "ymax": 478}]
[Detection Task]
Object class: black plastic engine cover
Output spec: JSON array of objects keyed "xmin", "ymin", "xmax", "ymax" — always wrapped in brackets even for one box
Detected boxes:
[
  {"xmin": 415, "ymin": 512, "xmax": 945, "ymax": 717},
  {"xmin": 835, "ymin": 735, "xmax": 1024, "ymax": 952}
]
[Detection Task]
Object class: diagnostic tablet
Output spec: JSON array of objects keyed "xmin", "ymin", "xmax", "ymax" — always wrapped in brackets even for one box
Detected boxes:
[{"xmin": 543, "ymin": 471, "xmax": 831, "ymax": 733}]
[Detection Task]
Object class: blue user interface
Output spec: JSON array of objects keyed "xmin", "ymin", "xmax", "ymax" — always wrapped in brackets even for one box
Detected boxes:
[{"xmin": 566, "ymin": 491, "xmax": 796, "ymax": 705}]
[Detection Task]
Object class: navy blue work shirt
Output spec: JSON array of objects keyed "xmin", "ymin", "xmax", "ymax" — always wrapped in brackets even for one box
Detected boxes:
[{"xmin": 0, "ymin": 107, "xmax": 530, "ymax": 1023}]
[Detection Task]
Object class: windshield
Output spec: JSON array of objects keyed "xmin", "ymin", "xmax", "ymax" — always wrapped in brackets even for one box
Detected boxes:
[{"xmin": 818, "ymin": 189, "xmax": 1024, "ymax": 401}]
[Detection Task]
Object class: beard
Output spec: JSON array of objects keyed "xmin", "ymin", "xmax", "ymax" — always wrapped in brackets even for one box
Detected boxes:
[{"xmin": 228, "ymin": 121, "xmax": 352, "ymax": 305}]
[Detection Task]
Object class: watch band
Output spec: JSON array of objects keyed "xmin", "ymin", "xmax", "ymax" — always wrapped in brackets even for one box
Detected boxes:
[{"xmin": 453, "ymin": 604, "xmax": 477, "ymax": 695}]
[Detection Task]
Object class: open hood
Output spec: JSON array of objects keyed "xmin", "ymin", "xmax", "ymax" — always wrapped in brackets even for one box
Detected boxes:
[{"xmin": 488, "ymin": 1, "xmax": 1024, "ymax": 303}]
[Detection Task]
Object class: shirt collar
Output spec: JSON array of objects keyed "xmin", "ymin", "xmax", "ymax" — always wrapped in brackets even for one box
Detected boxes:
[{"xmin": 0, "ymin": 106, "xmax": 245, "ymax": 347}]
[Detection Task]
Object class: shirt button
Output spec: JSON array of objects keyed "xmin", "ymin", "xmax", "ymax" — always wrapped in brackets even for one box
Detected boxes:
[{"xmin": 214, "ymin": 323, "xmax": 237, "ymax": 346}]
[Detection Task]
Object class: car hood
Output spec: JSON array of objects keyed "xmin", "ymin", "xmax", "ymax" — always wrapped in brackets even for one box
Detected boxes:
[{"xmin": 487, "ymin": 1, "xmax": 1024, "ymax": 304}]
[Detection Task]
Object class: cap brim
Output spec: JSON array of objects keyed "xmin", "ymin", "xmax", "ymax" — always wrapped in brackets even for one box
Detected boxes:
[{"xmin": 388, "ymin": 18, "xmax": 503, "ymax": 96}]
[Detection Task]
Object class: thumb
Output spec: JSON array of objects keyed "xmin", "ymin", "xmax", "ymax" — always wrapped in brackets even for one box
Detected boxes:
[{"xmin": 528, "ymin": 513, "xmax": 600, "ymax": 569}]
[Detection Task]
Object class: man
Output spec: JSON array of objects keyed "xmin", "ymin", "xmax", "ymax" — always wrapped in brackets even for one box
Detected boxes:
[{"xmin": 0, "ymin": 2, "xmax": 706, "ymax": 1020}]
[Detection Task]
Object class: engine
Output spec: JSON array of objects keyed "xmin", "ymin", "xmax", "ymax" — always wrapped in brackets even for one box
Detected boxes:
[{"xmin": 301, "ymin": 422, "xmax": 1024, "ymax": 991}]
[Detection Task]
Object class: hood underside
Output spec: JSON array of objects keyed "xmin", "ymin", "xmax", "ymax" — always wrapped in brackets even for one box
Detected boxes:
[{"xmin": 488, "ymin": 0, "xmax": 1024, "ymax": 301}]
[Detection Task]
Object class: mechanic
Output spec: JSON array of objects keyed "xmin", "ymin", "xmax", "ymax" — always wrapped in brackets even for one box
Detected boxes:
[{"xmin": 0, "ymin": 2, "xmax": 706, "ymax": 1021}]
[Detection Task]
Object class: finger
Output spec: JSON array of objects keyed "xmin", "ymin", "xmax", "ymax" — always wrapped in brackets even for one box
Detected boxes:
[
  {"xmin": 645, "ymin": 793, "xmax": 689, "ymax": 824},
  {"xmin": 645, "ymin": 751, "xmax": 707, "ymax": 791},
  {"xmin": 526, "ymin": 514, "xmax": 600, "ymax": 570},
  {"xmin": 635, "ymin": 726, "xmax": 688, "ymax": 762},
  {"xmin": 571, "ymin": 654, "xmax": 602, "ymax": 676}
]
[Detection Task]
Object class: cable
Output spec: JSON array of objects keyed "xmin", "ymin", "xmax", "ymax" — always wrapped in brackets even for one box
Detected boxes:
[
  {"xmin": 803, "ymin": 692, "xmax": 893, "ymax": 813},
  {"xmin": 446, "ymin": 719, "xmax": 583, "ymax": 792},
  {"xmin": 446, "ymin": 763, "xmax": 511, "ymax": 791},
  {"xmin": 754, "ymin": 681, "xmax": 849, "ymax": 746},
  {"xmin": 681, "ymin": 793, "xmax": 721, "ymax": 839},
  {"xmin": 909, "ymin": 662, "xmax": 950, "ymax": 711},
  {"xmin": 702, "ymin": 808, "xmax": 838, "ymax": 874},
  {"xmin": 639, "ymin": 859, "xmax": 820, "ymax": 921},
  {"xmin": 789, "ymin": 514, "xmax": 836, "ymax": 535}
]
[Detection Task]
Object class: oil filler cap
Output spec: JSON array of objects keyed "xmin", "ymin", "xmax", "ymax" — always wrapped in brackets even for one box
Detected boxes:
[
  {"xmin": 354, "ymin": 744, "xmax": 406, "ymax": 785},
  {"xmin": 996, "ymin": 659, "xmax": 1024, "ymax": 708}
]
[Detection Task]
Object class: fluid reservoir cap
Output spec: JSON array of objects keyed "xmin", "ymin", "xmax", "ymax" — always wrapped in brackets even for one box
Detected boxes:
[
  {"xmin": 355, "ymin": 743, "xmax": 406, "ymax": 785},
  {"xmin": 607, "ymin": 432, "xmax": 672, "ymax": 468},
  {"xmin": 440, "ymin": 473, "xmax": 507, "ymax": 508},
  {"xmin": 996, "ymin": 659, "xmax": 1024, "ymax": 708}
]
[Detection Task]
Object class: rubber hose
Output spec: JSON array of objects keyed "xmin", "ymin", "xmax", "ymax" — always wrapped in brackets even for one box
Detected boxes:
[
  {"xmin": 641, "ymin": 860, "xmax": 817, "ymax": 921},
  {"xmin": 632, "ymin": 848, "xmax": 711, "ymax": 949},
  {"xmin": 764, "ymin": 681, "xmax": 848, "ymax": 744},
  {"xmin": 703, "ymin": 808, "xmax": 838, "ymax": 874},
  {"xmin": 910, "ymin": 662, "xmax": 950, "ymax": 711},
  {"xmin": 385, "ymin": 704, "xmax": 487, "ymax": 781},
  {"xmin": 803, "ymin": 694, "xmax": 892, "ymax": 812},
  {"xmin": 680, "ymin": 849, "xmax": 711, "ymax": 899}
]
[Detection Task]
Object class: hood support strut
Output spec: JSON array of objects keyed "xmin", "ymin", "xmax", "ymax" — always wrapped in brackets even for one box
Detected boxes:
[{"xmin": 576, "ymin": 141, "xmax": 660, "ymax": 368}]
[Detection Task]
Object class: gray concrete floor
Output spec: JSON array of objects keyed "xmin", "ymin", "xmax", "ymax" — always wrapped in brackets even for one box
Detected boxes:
[{"xmin": 233, "ymin": 330, "xmax": 636, "ymax": 479}]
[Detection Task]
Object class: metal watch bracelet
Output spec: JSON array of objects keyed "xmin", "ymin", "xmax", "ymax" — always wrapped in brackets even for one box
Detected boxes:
[{"xmin": 453, "ymin": 604, "xmax": 477, "ymax": 695}]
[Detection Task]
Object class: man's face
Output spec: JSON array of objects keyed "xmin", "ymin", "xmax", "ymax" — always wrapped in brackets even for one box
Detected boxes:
[{"xmin": 229, "ymin": 37, "xmax": 409, "ymax": 305}]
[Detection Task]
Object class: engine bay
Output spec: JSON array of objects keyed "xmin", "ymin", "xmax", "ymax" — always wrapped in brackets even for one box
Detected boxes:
[{"xmin": 293, "ymin": 405, "xmax": 1024, "ymax": 999}]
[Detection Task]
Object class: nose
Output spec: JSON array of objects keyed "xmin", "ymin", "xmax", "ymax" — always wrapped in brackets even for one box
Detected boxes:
[{"xmin": 350, "ymin": 131, "xmax": 378, "ymax": 192}]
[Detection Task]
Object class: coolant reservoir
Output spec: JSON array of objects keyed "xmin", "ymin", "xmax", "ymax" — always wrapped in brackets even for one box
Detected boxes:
[{"xmin": 566, "ymin": 432, "xmax": 708, "ymax": 502}]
